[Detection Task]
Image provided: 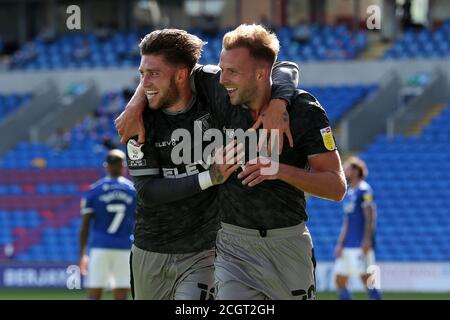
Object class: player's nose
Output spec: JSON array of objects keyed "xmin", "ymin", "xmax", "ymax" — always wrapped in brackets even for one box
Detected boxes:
[{"xmin": 142, "ymin": 74, "xmax": 152, "ymax": 87}]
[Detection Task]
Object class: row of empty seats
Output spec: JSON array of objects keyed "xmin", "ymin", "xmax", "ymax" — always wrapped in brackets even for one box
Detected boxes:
[
  {"xmin": 14, "ymin": 219, "xmax": 81, "ymax": 262},
  {"xmin": 0, "ymin": 184, "xmax": 86, "ymax": 195},
  {"xmin": 0, "ymin": 168, "xmax": 101, "ymax": 184},
  {"xmin": 9, "ymin": 24, "xmax": 368, "ymax": 70},
  {"xmin": 384, "ymin": 20, "xmax": 450, "ymax": 59},
  {"xmin": 304, "ymin": 84, "xmax": 376, "ymax": 124},
  {"xmin": 275, "ymin": 25, "xmax": 367, "ymax": 62},
  {"xmin": 0, "ymin": 195, "xmax": 75, "ymax": 210}
]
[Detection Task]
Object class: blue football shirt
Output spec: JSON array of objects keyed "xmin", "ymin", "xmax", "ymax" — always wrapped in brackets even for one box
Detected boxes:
[
  {"xmin": 81, "ymin": 176, "xmax": 136, "ymax": 249},
  {"xmin": 342, "ymin": 180, "xmax": 375, "ymax": 248}
]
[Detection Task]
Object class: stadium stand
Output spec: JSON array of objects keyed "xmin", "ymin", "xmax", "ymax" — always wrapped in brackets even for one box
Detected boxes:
[
  {"xmin": 383, "ymin": 20, "xmax": 450, "ymax": 59},
  {"xmin": 8, "ymin": 24, "xmax": 367, "ymax": 70},
  {"xmin": 0, "ymin": 92, "xmax": 122, "ymax": 261},
  {"xmin": 304, "ymin": 85, "xmax": 377, "ymax": 124},
  {"xmin": 307, "ymin": 104, "xmax": 450, "ymax": 262},
  {"xmin": 276, "ymin": 24, "xmax": 367, "ymax": 62}
]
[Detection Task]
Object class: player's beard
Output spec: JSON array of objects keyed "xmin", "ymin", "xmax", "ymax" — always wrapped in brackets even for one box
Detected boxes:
[
  {"xmin": 159, "ymin": 78, "xmax": 180, "ymax": 110},
  {"xmin": 148, "ymin": 78, "xmax": 180, "ymax": 110}
]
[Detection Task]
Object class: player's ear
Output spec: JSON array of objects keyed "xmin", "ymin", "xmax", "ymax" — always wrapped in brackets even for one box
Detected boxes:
[
  {"xmin": 175, "ymin": 67, "xmax": 189, "ymax": 83},
  {"xmin": 256, "ymin": 65, "xmax": 270, "ymax": 81},
  {"xmin": 256, "ymin": 69, "xmax": 262, "ymax": 80}
]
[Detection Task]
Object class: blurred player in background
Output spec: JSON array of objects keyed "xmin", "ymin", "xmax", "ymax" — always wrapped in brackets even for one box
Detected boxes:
[
  {"xmin": 79, "ymin": 149, "xmax": 136, "ymax": 300},
  {"xmin": 116, "ymin": 28, "xmax": 298, "ymax": 299},
  {"xmin": 334, "ymin": 156, "xmax": 382, "ymax": 300}
]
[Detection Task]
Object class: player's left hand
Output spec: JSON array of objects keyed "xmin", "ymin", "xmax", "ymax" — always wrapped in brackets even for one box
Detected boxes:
[
  {"xmin": 251, "ymin": 99, "xmax": 294, "ymax": 155},
  {"xmin": 238, "ymin": 156, "xmax": 281, "ymax": 187},
  {"xmin": 362, "ymin": 240, "xmax": 372, "ymax": 255}
]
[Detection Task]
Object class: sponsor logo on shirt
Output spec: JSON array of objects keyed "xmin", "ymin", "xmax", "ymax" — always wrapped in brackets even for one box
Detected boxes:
[
  {"xmin": 155, "ymin": 139, "xmax": 178, "ymax": 148},
  {"xmin": 320, "ymin": 126, "xmax": 336, "ymax": 151},
  {"xmin": 162, "ymin": 160, "xmax": 210, "ymax": 179}
]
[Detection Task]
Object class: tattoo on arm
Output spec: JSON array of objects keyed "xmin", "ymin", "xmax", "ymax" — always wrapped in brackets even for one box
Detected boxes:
[
  {"xmin": 210, "ymin": 164, "xmax": 225, "ymax": 185},
  {"xmin": 283, "ymin": 111, "xmax": 289, "ymax": 122}
]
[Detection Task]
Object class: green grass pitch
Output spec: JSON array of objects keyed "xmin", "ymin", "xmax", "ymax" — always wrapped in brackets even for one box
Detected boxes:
[{"xmin": 0, "ymin": 289, "xmax": 448, "ymax": 300}]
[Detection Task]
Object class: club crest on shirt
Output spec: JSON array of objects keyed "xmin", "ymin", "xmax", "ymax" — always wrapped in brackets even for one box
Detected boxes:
[
  {"xmin": 320, "ymin": 126, "xmax": 336, "ymax": 151},
  {"xmin": 127, "ymin": 139, "xmax": 144, "ymax": 160}
]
